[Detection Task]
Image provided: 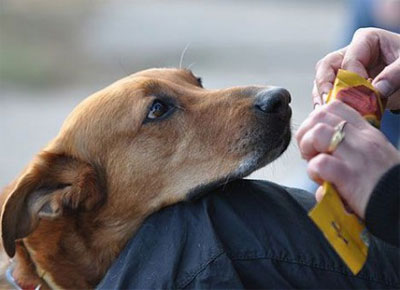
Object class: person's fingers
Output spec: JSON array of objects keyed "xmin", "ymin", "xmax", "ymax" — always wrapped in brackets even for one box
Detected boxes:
[
  {"xmin": 312, "ymin": 81, "xmax": 322, "ymax": 108},
  {"xmin": 341, "ymin": 28, "xmax": 380, "ymax": 78},
  {"xmin": 373, "ymin": 57, "xmax": 400, "ymax": 99},
  {"xmin": 295, "ymin": 106, "xmax": 342, "ymax": 144},
  {"xmin": 314, "ymin": 48, "xmax": 346, "ymax": 102},
  {"xmin": 324, "ymin": 101, "xmax": 368, "ymax": 130},
  {"xmin": 299, "ymin": 123, "xmax": 335, "ymax": 160},
  {"xmin": 298, "ymin": 113, "xmax": 358, "ymax": 162},
  {"xmin": 315, "ymin": 186, "xmax": 324, "ymax": 203},
  {"xmin": 307, "ymin": 153, "xmax": 350, "ymax": 187},
  {"xmin": 296, "ymin": 101, "xmax": 369, "ymax": 158}
]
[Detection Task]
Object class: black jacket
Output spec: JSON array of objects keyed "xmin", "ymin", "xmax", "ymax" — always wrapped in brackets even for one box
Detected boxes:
[
  {"xmin": 97, "ymin": 179, "xmax": 399, "ymax": 289},
  {"xmin": 366, "ymin": 164, "xmax": 400, "ymax": 247}
]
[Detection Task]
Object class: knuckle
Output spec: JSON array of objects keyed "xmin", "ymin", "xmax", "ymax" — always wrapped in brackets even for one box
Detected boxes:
[
  {"xmin": 315, "ymin": 70, "xmax": 334, "ymax": 89},
  {"xmin": 313, "ymin": 154, "xmax": 330, "ymax": 170},
  {"xmin": 314, "ymin": 123, "xmax": 329, "ymax": 135},
  {"xmin": 315, "ymin": 59, "xmax": 323, "ymax": 71},
  {"xmin": 353, "ymin": 27, "xmax": 381, "ymax": 43},
  {"xmin": 354, "ymin": 27, "xmax": 375, "ymax": 37},
  {"xmin": 311, "ymin": 108, "xmax": 328, "ymax": 121},
  {"xmin": 301, "ymin": 130, "xmax": 313, "ymax": 145},
  {"xmin": 316, "ymin": 51, "xmax": 342, "ymax": 71},
  {"xmin": 307, "ymin": 160, "xmax": 319, "ymax": 176},
  {"xmin": 299, "ymin": 139, "xmax": 310, "ymax": 158},
  {"xmin": 315, "ymin": 76, "xmax": 325, "ymax": 88},
  {"xmin": 341, "ymin": 58, "xmax": 358, "ymax": 68},
  {"xmin": 312, "ymin": 90, "xmax": 320, "ymax": 102},
  {"xmin": 315, "ymin": 57, "xmax": 328, "ymax": 71},
  {"xmin": 325, "ymin": 51, "xmax": 339, "ymax": 60},
  {"xmin": 315, "ymin": 54, "xmax": 332, "ymax": 71},
  {"xmin": 295, "ymin": 130, "xmax": 302, "ymax": 143},
  {"xmin": 315, "ymin": 58, "xmax": 329, "ymax": 72},
  {"xmin": 327, "ymin": 100, "xmax": 343, "ymax": 111}
]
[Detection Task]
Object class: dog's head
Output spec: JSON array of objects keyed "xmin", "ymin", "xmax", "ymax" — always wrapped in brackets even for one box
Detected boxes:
[{"xmin": 1, "ymin": 68, "xmax": 291, "ymax": 258}]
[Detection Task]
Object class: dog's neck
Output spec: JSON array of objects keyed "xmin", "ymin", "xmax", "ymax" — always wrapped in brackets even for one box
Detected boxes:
[
  {"xmin": 9, "ymin": 212, "xmax": 144, "ymax": 289},
  {"xmin": 3, "ymin": 173, "xmax": 175, "ymax": 289},
  {"xmin": 7, "ymin": 241, "xmax": 48, "ymax": 289}
]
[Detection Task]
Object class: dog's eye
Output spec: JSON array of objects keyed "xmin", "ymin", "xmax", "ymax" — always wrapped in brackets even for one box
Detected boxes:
[{"xmin": 147, "ymin": 100, "xmax": 169, "ymax": 120}]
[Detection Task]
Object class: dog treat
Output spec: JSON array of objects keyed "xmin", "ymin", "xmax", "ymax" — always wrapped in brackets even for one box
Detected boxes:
[{"xmin": 308, "ymin": 69, "xmax": 385, "ymax": 275}]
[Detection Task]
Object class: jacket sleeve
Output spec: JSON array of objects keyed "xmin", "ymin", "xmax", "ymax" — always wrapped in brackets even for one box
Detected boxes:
[{"xmin": 365, "ymin": 164, "xmax": 400, "ymax": 247}]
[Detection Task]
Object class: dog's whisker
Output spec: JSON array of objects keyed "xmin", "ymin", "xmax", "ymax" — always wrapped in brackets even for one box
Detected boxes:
[
  {"xmin": 187, "ymin": 62, "xmax": 196, "ymax": 70},
  {"xmin": 179, "ymin": 43, "xmax": 191, "ymax": 69}
]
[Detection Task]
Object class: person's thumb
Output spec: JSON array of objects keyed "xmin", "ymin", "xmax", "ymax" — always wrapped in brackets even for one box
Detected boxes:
[{"xmin": 372, "ymin": 57, "xmax": 400, "ymax": 98}]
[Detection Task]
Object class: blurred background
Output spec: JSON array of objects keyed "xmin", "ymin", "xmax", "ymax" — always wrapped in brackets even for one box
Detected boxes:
[{"xmin": 1, "ymin": 0, "xmax": 399, "ymax": 190}]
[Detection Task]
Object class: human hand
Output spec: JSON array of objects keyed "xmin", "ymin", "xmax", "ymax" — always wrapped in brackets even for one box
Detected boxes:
[
  {"xmin": 313, "ymin": 28, "xmax": 400, "ymax": 110},
  {"xmin": 296, "ymin": 100, "xmax": 400, "ymax": 219}
]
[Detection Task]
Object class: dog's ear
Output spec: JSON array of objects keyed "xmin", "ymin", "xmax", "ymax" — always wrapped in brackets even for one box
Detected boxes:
[{"xmin": 1, "ymin": 152, "xmax": 104, "ymax": 257}]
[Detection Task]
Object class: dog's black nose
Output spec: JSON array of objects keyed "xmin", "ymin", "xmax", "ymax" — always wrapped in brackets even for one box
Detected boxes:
[{"xmin": 254, "ymin": 88, "xmax": 291, "ymax": 114}]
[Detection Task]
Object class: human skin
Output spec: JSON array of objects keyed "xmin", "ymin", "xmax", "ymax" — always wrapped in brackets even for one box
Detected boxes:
[
  {"xmin": 296, "ymin": 101, "xmax": 400, "ymax": 218},
  {"xmin": 312, "ymin": 28, "xmax": 400, "ymax": 110},
  {"xmin": 298, "ymin": 28, "xmax": 400, "ymax": 218}
]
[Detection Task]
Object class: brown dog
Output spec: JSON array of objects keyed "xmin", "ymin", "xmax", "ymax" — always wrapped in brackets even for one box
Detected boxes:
[{"xmin": 0, "ymin": 68, "xmax": 291, "ymax": 289}]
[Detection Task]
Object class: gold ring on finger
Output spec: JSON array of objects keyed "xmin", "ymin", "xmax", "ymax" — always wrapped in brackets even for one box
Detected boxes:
[{"xmin": 328, "ymin": 120, "xmax": 347, "ymax": 153}]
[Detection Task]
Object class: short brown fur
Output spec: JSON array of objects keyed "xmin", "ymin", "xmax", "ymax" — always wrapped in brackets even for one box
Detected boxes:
[{"xmin": 0, "ymin": 68, "xmax": 291, "ymax": 289}]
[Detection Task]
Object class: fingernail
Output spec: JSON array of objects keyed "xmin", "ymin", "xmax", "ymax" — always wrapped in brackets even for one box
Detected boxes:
[
  {"xmin": 313, "ymin": 103, "xmax": 321, "ymax": 110},
  {"xmin": 374, "ymin": 80, "xmax": 395, "ymax": 97},
  {"xmin": 322, "ymin": 93, "xmax": 328, "ymax": 103}
]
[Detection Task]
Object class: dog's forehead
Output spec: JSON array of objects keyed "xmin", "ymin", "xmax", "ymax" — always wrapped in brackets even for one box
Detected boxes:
[
  {"xmin": 129, "ymin": 68, "xmax": 199, "ymax": 87},
  {"xmin": 55, "ymin": 69, "xmax": 199, "ymax": 150}
]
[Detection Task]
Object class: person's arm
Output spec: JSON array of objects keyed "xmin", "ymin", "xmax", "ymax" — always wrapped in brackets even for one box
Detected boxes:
[{"xmin": 365, "ymin": 164, "xmax": 400, "ymax": 247}]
